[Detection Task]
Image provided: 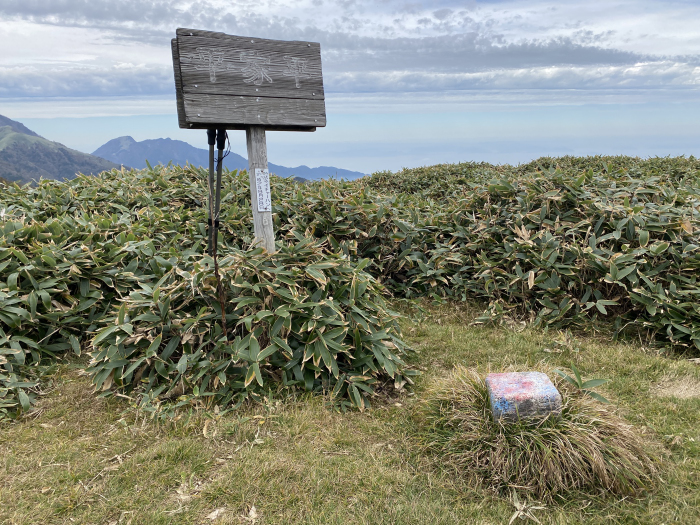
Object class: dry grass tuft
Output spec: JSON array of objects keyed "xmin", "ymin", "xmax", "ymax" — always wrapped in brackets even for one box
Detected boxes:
[
  {"xmin": 414, "ymin": 366, "xmax": 661, "ymax": 502},
  {"xmin": 652, "ymin": 375, "xmax": 700, "ymax": 399}
]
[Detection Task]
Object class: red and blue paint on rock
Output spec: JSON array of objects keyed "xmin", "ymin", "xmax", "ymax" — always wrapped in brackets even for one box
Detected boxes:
[{"xmin": 485, "ymin": 372, "xmax": 562, "ymax": 422}]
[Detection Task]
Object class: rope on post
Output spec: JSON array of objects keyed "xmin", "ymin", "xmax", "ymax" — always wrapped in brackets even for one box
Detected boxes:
[
  {"xmin": 206, "ymin": 129, "xmax": 216, "ymax": 254},
  {"xmin": 213, "ymin": 128, "xmax": 226, "ymax": 254}
]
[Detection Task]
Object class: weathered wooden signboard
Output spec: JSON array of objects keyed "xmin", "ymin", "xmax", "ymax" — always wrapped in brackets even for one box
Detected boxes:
[{"xmin": 171, "ymin": 28, "xmax": 326, "ymax": 253}]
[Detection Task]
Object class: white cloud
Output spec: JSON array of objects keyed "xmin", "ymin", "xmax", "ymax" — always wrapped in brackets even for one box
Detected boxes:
[{"xmin": 0, "ymin": 0, "xmax": 698, "ymax": 102}]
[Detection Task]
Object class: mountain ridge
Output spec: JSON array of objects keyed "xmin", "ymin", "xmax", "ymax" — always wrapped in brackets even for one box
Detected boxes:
[
  {"xmin": 0, "ymin": 115, "xmax": 122, "ymax": 184},
  {"xmin": 0, "ymin": 114, "xmax": 40, "ymax": 138},
  {"xmin": 93, "ymin": 136, "xmax": 366, "ymax": 180}
]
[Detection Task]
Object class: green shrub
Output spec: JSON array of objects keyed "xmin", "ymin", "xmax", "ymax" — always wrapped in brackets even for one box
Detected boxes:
[
  {"xmin": 1, "ymin": 156, "xmax": 699, "ymax": 417},
  {"xmin": 87, "ymin": 241, "xmax": 415, "ymax": 412},
  {"xmin": 284, "ymin": 158, "xmax": 700, "ymax": 350}
]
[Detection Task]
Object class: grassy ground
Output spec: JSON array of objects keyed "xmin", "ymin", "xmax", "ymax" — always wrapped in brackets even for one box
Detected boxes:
[{"xmin": 1, "ymin": 304, "xmax": 699, "ymax": 525}]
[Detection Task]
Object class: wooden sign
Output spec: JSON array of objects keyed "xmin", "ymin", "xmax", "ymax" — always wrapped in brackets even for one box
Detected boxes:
[
  {"xmin": 171, "ymin": 28, "xmax": 328, "ymax": 254},
  {"xmin": 172, "ymin": 28, "xmax": 326, "ymax": 131}
]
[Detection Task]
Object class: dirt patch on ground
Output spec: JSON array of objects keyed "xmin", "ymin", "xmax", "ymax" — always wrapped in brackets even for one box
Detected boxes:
[{"xmin": 652, "ymin": 376, "xmax": 700, "ymax": 399}]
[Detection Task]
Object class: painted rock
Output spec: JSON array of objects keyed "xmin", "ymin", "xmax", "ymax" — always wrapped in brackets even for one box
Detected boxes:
[{"xmin": 485, "ymin": 372, "xmax": 562, "ymax": 422}]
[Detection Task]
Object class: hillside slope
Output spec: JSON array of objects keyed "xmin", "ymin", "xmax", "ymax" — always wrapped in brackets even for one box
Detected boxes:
[
  {"xmin": 0, "ymin": 126, "xmax": 122, "ymax": 184},
  {"xmin": 0, "ymin": 114, "xmax": 41, "ymax": 137},
  {"xmin": 93, "ymin": 136, "xmax": 366, "ymax": 180}
]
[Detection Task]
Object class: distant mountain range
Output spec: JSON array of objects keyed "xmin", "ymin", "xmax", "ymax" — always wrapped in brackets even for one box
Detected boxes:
[
  {"xmin": 92, "ymin": 136, "xmax": 366, "ymax": 180},
  {"xmin": 0, "ymin": 113, "xmax": 365, "ymax": 184},
  {"xmin": 0, "ymin": 114, "xmax": 122, "ymax": 184}
]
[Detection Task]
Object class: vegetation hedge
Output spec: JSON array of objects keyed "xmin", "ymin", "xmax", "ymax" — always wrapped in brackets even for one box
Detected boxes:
[
  {"xmin": 87, "ymin": 243, "xmax": 413, "ymax": 413},
  {"xmin": 368, "ymin": 157, "xmax": 700, "ymax": 344},
  {"xmin": 1, "ymin": 155, "xmax": 699, "ymax": 417}
]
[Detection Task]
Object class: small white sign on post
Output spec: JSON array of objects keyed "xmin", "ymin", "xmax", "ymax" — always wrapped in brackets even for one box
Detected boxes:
[{"xmin": 255, "ymin": 168, "xmax": 271, "ymax": 212}]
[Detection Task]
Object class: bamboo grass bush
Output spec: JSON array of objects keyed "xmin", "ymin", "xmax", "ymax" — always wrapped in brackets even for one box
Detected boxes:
[
  {"xmin": 87, "ymin": 242, "xmax": 415, "ymax": 413},
  {"xmin": 1, "ymin": 155, "xmax": 699, "ymax": 417}
]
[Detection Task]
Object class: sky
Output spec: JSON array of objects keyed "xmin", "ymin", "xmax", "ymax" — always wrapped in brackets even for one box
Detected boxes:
[{"xmin": 1, "ymin": 0, "xmax": 699, "ymax": 174}]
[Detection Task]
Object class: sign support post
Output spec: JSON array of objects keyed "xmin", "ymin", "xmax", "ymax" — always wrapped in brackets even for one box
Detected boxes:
[{"xmin": 246, "ymin": 126, "xmax": 275, "ymax": 253}]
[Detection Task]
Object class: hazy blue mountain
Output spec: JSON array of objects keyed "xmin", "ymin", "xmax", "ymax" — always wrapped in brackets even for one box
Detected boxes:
[
  {"xmin": 0, "ymin": 115, "xmax": 122, "ymax": 184},
  {"xmin": 92, "ymin": 136, "xmax": 366, "ymax": 180}
]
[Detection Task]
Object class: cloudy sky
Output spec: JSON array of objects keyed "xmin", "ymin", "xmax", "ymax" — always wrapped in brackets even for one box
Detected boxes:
[{"xmin": 1, "ymin": 0, "xmax": 699, "ymax": 173}]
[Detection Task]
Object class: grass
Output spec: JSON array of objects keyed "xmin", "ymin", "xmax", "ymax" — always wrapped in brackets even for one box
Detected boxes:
[
  {"xmin": 415, "ymin": 366, "xmax": 660, "ymax": 501},
  {"xmin": 1, "ymin": 303, "xmax": 699, "ymax": 524}
]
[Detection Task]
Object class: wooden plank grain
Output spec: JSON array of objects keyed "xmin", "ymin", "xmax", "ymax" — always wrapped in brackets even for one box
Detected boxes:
[
  {"xmin": 171, "ymin": 39, "xmax": 188, "ymax": 129},
  {"xmin": 176, "ymin": 28, "xmax": 324, "ymax": 100},
  {"xmin": 183, "ymin": 94, "xmax": 326, "ymax": 128}
]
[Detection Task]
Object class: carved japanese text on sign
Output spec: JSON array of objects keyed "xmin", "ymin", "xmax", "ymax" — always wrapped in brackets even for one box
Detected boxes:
[
  {"xmin": 192, "ymin": 47, "xmax": 226, "ymax": 82},
  {"xmin": 172, "ymin": 28, "xmax": 326, "ymax": 130},
  {"xmin": 255, "ymin": 169, "xmax": 272, "ymax": 212},
  {"xmin": 283, "ymin": 56, "xmax": 310, "ymax": 88},
  {"xmin": 240, "ymin": 52, "xmax": 273, "ymax": 85}
]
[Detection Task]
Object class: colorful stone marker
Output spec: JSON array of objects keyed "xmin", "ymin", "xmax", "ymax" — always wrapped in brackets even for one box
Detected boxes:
[{"xmin": 485, "ymin": 372, "xmax": 562, "ymax": 422}]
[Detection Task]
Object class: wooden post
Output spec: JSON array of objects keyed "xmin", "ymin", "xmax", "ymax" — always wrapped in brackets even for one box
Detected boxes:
[{"xmin": 246, "ymin": 125, "xmax": 276, "ymax": 253}]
